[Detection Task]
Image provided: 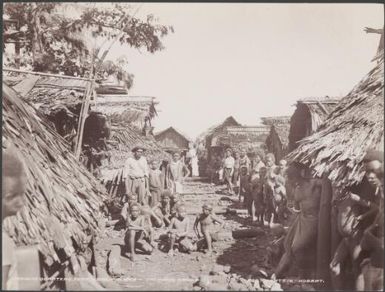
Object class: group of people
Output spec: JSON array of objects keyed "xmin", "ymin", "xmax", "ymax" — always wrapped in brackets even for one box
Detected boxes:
[
  {"xmin": 215, "ymin": 147, "xmax": 290, "ymax": 226},
  {"xmin": 119, "ymin": 190, "xmax": 225, "ymax": 260},
  {"xmin": 271, "ymin": 150, "xmax": 383, "ymax": 291},
  {"xmin": 120, "ymin": 145, "xmax": 225, "ymax": 261}
]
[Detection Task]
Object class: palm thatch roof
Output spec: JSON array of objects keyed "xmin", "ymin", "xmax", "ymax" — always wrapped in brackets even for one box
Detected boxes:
[
  {"xmin": 2, "ymin": 83, "xmax": 107, "ymax": 266},
  {"xmin": 288, "ymin": 51, "xmax": 384, "ymax": 187},
  {"xmin": 94, "ymin": 95, "xmax": 158, "ymax": 130},
  {"xmin": 155, "ymin": 126, "xmax": 193, "ymax": 152},
  {"xmin": 3, "ymin": 69, "xmax": 92, "ymax": 113},
  {"xmin": 212, "ymin": 125, "xmax": 270, "ymax": 152},
  {"xmin": 288, "ymin": 96, "xmax": 341, "ymax": 151},
  {"xmin": 262, "ymin": 116, "xmax": 291, "ymax": 148},
  {"xmin": 100, "ymin": 123, "xmax": 170, "ymax": 182},
  {"xmin": 197, "ymin": 116, "xmax": 241, "ymax": 142}
]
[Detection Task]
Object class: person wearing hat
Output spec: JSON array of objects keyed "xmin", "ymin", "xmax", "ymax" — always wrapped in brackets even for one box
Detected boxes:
[{"xmin": 124, "ymin": 145, "xmax": 150, "ymax": 205}]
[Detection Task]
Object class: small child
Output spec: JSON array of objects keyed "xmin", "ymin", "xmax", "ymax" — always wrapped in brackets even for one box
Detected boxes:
[
  {"xmin": 167, "ymin": 205, "xmax": 196, "ymax": 256},
  {"xmin": 153, "ymin": 190, "xmax": 173, "ymax": 227},
  {"xmin": 170, "ymin": 192, "xmax": 183, "ymax": 218},
  {"xmin": 273, "ymin": 175, "xmax": 288, "ymax": 223},
  {"xmin": 124, "ymin": 204, "xmax": 154, "ymax": 261},
  {"xmin": 194, "ymin": 204, "xmax": 225, "ymax": 256},
  {"xmin": 121, "ymin": 194, "xmax": 138, "ymax": 222},
  {"xmin": 149, "ymin": 159, "xmax": 164, "ymax": 207},
  {"xmin": 239, "ymin": 167, "xmax": 250, "ymax": 204},
  {"xmin": 250, "ymin": 168, "xmax": 266, "ymax": 224}
]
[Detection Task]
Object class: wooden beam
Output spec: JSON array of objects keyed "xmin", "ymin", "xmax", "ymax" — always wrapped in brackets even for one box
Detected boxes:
[{"xmin": 3, "ymin": 68, "xmax": 93, "ymax": 82}]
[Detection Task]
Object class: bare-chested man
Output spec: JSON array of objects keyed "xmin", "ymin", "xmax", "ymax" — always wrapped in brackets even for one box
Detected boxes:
[
  {"xmin": 194, "ymin": 204, "xmax": 225, "ymax": 256},
  {"xmin": 168, "ymin": 205, "xmax": 196, "ymax": 256},
  {"xmin": 124, "ymin": 204, "xmax": 154, "ymax": 261}
]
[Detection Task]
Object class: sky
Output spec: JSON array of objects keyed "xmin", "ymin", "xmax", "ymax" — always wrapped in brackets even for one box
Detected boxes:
[{"xmin": 104, "ymin": 3, "xmax": 383, "ymax": 139}]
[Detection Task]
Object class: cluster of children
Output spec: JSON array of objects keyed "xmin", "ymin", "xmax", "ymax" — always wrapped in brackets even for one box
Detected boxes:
[
  {"xmin": 119, "ymin": 190, "xmax": 225, "ymax": 261},
  {"xmin": 214, "ymin": 148, "xmax": 290, "ymax": 227}
]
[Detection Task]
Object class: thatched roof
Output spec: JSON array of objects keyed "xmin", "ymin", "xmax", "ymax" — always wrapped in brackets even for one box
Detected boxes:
[
  {"xmin": 288, "ymin": 51, "xmax": 384, "ymax": 187},
  {"xmin": 296, "ymin": 97, "xmax": 341, "ymax": 132},
  {"xmin": 2, "ymin": 83, "xmax": 107, "ymax": 265},
  {"xmin": 94, "ymin": 95, "xmax": 157, "ymax": 130},
  {"xmin": 3, "ymin": 70, "xmax": 92, "ymax": 113},
  {"xmin": 261, "ymin": 116, "xmax": 291, "ymax": 127},
  {"xmin": 100, "ymin": 123, "xmax": 170, "ymax": 182},
  {"xmin": 197, "ymin": 116, "xmax": 241, "ymax": 142},
  {"xmin": 212, "ymin": 125, "xmax": 270, "ymax": 150}
]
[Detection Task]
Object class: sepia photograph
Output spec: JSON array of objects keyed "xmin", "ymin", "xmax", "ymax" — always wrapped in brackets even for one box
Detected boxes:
[{"xmin": 2, "ymin": 2, "xmax": 384, "ymax": 291}]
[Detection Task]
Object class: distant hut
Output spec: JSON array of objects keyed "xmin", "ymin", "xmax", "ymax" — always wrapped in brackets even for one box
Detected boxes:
[
  {"xmin": 155, "ymin": 126, "xmax": 193, "ymax": 154},
  {"xmin": 211, "ymin": 125, "xmax": 270, "ymax": 156},
  {"xmin": 288, "ymin": 96, "xmax": 341, "ymax": 151},
  {"xmin": 262, "ymin": 116, "xmax": 291, "ymax": 162},
  {"xmin": 2, "ymin": 83, "xmax": 107, "ymax": 288},
  {"xmin": 197, "ymin": 116, "xmax": 241, "ymax": 159}
]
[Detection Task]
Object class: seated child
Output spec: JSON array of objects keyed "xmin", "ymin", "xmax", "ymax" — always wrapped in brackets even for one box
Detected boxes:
[
  {"xmin": 149, "ymin": 159, "xmax": 164, "ymax": 207},
  {"xmin": 121, "ymin": 194, "xmax": 139, "ymax": 221},
  {"xmin": 124, "ymin": 204, "xmax": 155, "ymax": 261},
  {"xmin": 194, "ymin": 204, "xmax": 225, "ymax": 256},
  {"xmin": 167, "ymin": 205, "xmax": 196, "ymax": 256},
  {"xmin": 170, "ymin": 192, "xmax": 183, "ymax": 218},
  {"xmin": 153, "ymin": 190, "xmax": 173, "ymax": 227}
]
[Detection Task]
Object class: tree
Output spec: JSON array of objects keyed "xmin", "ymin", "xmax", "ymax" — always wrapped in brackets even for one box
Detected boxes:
[{"xmin": 3, "ymin": 3, "xmax": 173, "ymax": 78}]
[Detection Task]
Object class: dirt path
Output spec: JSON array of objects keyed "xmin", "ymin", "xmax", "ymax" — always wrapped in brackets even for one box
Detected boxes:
[{"xmin": 95, "ymin": 178, "xmax": 279, "ymax": 291}]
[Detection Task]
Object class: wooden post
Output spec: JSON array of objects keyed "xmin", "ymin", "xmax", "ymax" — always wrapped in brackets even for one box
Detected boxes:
[{"xmin": 74, "ymin": 47, "xmax": 95, "ymax": 160}]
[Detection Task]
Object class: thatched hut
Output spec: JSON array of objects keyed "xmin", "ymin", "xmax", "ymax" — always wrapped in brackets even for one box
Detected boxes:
[
  {"xmin": 288, "ymin": 97, "xmax": 341, "ymax": 151},
  {"xmin": 94, "ymin": 92, "xmax": 169, "ymax": 196},
  {"xmin": 155, "ymin": 126, "xmax": 193, "ymax": 154},
  {"xmin": 288, "ymin": 51, "xmax": 384, "ymax": 188},
  {"xmin": 2, "ymin": 83, "xmax": 107, "ymax": 287},
  {"xmin": 3, "ymin": 69, "xmax": 95, "ymax": 141},
  {"xmin": 262, "ymin": 116, "xmax": 291, "ymax": 162}
]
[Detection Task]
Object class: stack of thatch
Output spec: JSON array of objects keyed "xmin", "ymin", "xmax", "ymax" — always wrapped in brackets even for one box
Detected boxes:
[
  {"xmin": 288, "ymin": 51, "xmax": 384, "ymax": 187},
  {"xmin": 2, "ymin": 83, "xmax": 107, "ymax": 265}
]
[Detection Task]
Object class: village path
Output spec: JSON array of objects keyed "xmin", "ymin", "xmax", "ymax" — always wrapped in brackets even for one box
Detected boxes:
[{"xmin": 95, "ymin": 178, "xmax": 282, "ymax": 291}]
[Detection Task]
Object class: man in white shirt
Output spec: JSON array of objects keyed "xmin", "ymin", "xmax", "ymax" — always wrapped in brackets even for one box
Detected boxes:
[
  {"xmin": 124, "ymin": 145, "xmax": 150, "ymax": 205},
  {"xmin": 2, "ymin": 149, "xmax": 27, "ymax": 290},
  {"xmin": 223, "ymin": 148, "xmax": 235, "ymax": 195}
]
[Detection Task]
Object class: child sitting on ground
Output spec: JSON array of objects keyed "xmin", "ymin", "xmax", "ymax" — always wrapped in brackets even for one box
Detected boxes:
[
  {"xmin": 167, "ymin": 205, "xmax": 196, "ymax": 256},
  {"xmin": 194, "ymin": 204, "xmax": 225, "ymax": 256},
  {"xmin": 124, "ymin": 203, "xmax": 155, "ymax": 261},
  {"xmin": 170, "ymin": 192, "xmax": 183, "ymax": 218},
  {"xmin": 153, "ymin": 190, "xmax": 173, "ymax": 227}
]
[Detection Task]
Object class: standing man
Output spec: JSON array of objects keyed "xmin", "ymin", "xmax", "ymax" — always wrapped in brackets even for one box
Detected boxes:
[
  {"xmin": 167, "ymin": 152, "xmax": 190, "ymax": 194},
  {"xmin": 124, "ymin": 145, "xmax": 150, "ymax": 205}
]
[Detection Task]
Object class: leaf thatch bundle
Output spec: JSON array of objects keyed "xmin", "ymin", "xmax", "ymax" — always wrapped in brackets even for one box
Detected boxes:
[
  {"xmin": 288, "ymin": 51, "xmax": 384, "ymax": 187},
  {"xmin": 2, "ymin": 83, "xmax": 107, "ymax": 265}
]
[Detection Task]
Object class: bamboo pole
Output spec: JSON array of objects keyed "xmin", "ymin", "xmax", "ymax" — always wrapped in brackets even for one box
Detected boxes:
[
  {"xmin": 3, "ymin": 67, "xmax": 93, "ymax": 81},
  {"xmin": 74, "ymin": 46, "xmax": 95, "ymax": 159}
]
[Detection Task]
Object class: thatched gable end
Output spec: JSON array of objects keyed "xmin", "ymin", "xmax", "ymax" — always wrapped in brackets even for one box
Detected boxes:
[
  {"xmin": 288, "ymin": 97, "xmax": 340, "ymax": 151},
  {"xmin": 2, "ymin": 84, "xmax": 107, "ymax": 264},
  {"xmin": 288, "ymin": 52, "xmax": 384, "ymax": 187}
]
